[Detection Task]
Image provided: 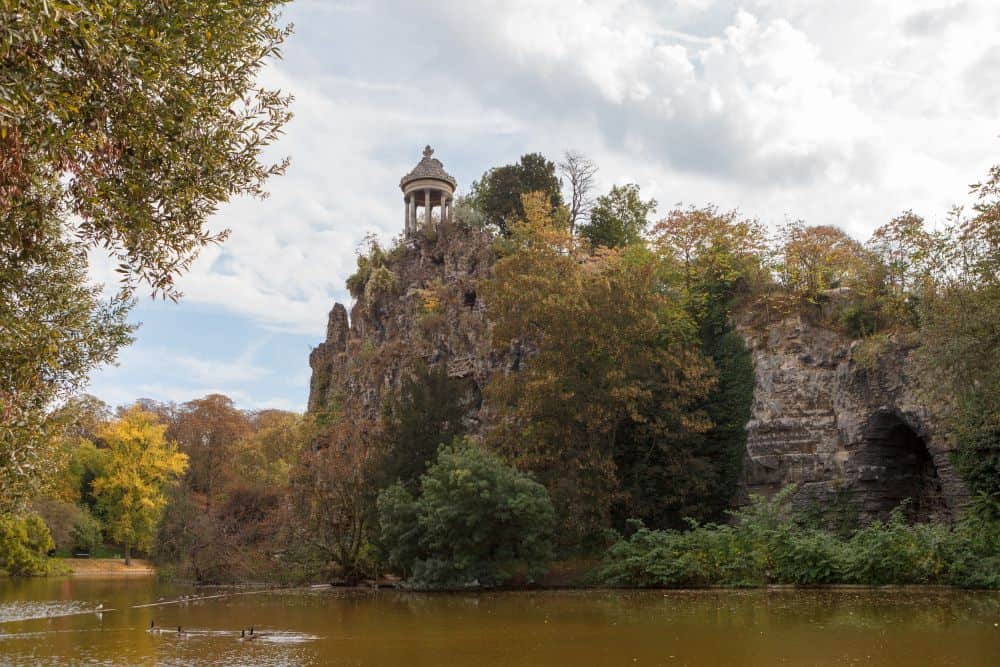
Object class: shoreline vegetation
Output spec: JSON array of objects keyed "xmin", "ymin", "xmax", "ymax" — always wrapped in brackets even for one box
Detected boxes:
[
  {"xmin": 596, "ymin": 489, "xmax": 999, "ymax": 590},
  {"xmin": 6, "ymin": 567, "xmax": 999, "ymax": 595}
]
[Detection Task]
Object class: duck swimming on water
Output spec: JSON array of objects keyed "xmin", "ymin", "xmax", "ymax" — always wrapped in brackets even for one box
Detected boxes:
[{"xmin": 147, "ymin": 620, "xmax": 178, "ymax": 635}]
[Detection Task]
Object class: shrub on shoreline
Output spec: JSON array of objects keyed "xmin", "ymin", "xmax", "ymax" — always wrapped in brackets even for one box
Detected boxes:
[
  {"xmin": 378, "ymin": 439, "xmax": 555, "ymax": 589},
  {"xmin": 596, "ymin": 489, "xmax": 1000, "ymax": 589},
  {"xmin": 0, "ymin": 514, "xmax": 55, "ymax": 577}
]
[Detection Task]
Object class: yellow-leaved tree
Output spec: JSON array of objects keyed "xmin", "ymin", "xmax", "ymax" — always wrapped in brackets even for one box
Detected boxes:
[{"xmin": 92, "ymin": 407, "xmax": 187, "ymax": 565}]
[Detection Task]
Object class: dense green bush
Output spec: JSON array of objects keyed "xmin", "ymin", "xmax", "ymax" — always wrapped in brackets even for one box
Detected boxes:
[
  {"xmin": 769, "ymin": 528, "xmax": 843, "ymax": 585},
  {"xmin": 378, "ymin": 439, "xmax": 555, "ymax": 589},
  {"xmin": 597, "ymin": 488, "xmax": 999, "ymax": 588},
  {"xmin": 946, "ymin": 521, "xmax": 1000, "ymax": 588},
  {"xmin": 598, "ymin": 520, "xmax": 752, "ymax": 587},
  {"xmin": 70, "ymin": 508, "xmax": 103, "ymax": 554},
  {"xmin": 840, "ymin": 509, "xmax": 952, "ymax": 585},
  {"xmin": 0, "ymin": 514, "xmax": 54, "ymax": 576}
]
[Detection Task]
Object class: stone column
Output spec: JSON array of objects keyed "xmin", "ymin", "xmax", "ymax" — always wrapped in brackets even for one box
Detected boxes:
[
  {"xmin": 408, "ymin": 196, "xmax": 415, "ymax": 235},
  {"xmin": 444, "ymin": 197, "xmax": 450, "ymax": 223},
  {"xmin": 403, "ymin": 196, "xmax": 410, "ymax": 236},
  {"xmin": 424, "ymin": 188, "xmax": 432, "ymax": 228}
]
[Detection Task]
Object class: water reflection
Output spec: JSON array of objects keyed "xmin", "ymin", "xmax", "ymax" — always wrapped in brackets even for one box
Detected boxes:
[{"xmin": 0, "ymin": 578, "xmax": 997, "ymax": 666}]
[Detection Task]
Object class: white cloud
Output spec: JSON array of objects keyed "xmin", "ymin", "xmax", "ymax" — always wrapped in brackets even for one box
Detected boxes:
[
  {"xmin": 87, "ymin": 1, "xmax": 1000, "ymax": 411},
  {"xmin": 420, "ymin": 0, "xmax": 999, "ymax": 239}
]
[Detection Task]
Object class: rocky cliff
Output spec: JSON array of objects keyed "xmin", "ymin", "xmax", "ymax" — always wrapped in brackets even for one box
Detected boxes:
[
  {"xmin": 309, "ymin": 228, "xmax": 969, "ymax": 521},
  {"xmin": 308, "ymin": 226, "xmax": 512, "ymax": 427},
  {"xmin": 739, "ymin": 314, "xmax": 967, "ymax": 521}
]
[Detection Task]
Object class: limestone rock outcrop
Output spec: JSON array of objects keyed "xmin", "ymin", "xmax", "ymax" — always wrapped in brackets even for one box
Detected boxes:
[
  {"xmin": 308, "ymin": 226, "xmax": 508, "ymax": 427},
  {"xmin": 738, "ymin": 314, "xmax": 968, "ymax": 521},
  {"xmin": 308, "ymin": 229, "xmax": 970, "ymax": 522}
]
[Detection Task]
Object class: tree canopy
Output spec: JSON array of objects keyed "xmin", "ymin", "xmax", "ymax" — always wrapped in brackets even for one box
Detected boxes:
[
  {"xmin": 0, "ymin": 226, "xmax": 131, "ymax": 512},
  {"xmin": 91, "ymin": 406, "xmax": 187, "ymax": 564},
  {"xmin": 0, "ymin": 0, "xmax": 292, "ymax": 515},
  {"xmin": 483, "ymin": 193, "xmax": 715, "ymax": 543},
  {"xmin": 1, "ymin": 0, "xmax": 292, "ymax": 296},
  {"xmin": 578, "ymin": 183, "xmax": 657, "ymax": 249},
  {"xmin": 168, "ymin": 394, "xmax": 251, "ymax": 511},
  {"xmin": 469, "ymin": 153, "xmax": 563, "ymax": 234}
]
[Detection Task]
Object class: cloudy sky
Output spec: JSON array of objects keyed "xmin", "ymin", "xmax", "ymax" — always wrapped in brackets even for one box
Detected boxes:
[{"xmin": 88, "ymin": 0, "xmax": 1000, "ymax": 413}]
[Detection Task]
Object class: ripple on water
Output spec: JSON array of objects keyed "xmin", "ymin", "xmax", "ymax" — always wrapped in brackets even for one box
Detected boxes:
[
  {"xmin": 143, "ymin": 627, "xmax": 320, "ymax": 644},
  {"xmin": 0, "ymin": 600, "xmax": 92, "ymax": 624},
  {"xmin": 255, "ymin": 631, "xmax": 320, "ymax": 644}
]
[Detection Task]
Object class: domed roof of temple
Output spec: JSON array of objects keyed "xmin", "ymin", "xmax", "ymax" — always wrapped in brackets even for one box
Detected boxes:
[{"xmin": 400, "ymin": 145, "xmax": 457, "ymax": 191}]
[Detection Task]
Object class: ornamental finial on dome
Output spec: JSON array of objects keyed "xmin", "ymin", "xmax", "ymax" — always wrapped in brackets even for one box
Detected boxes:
[{"xmin": 399, "ymin": 145, "xmax": 457, "ymax": 191}]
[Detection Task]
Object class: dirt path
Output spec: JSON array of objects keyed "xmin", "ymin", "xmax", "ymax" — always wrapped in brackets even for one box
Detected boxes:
[{"xmin": 62, "ymin": 558, "xmax": 155, "ymax": 577}]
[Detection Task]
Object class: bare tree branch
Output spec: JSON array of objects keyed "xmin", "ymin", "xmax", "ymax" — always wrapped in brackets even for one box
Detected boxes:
[{"xmin": 559, "ymin": 150, "xmax": 598, "ymax": 235}]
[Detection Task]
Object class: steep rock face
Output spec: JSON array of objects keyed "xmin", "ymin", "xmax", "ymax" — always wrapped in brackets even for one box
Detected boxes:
[
  {"xmin": 738, "ymin": 315, "xmax": 968, "ymax": 522},
  {"xmin": 308, "ymin": 226, "xmax": 516, "ymax": 426},
  {"xmin": 308, "ymin": 229, "xmax": 969, "ymax": 521}
]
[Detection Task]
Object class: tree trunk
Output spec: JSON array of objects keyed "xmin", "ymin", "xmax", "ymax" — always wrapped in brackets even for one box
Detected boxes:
[{"xmin": 124, "ymin": 543, "xmax": 131, "ymax": 566}]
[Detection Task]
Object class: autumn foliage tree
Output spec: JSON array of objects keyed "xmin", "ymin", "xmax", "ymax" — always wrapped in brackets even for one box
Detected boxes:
[
  {"xmin": 231, "ymin": 409, "xmax": 303, "ymax": 490},
  {"xmin": 168, "ymin": 394, "xmax": 251, "ymax": 512},
  {"xmin": 653, "ymin": 206, "xmax": 769, "ymax": 312},
  {"xmin": 651, "ymin": 206, "xmax": 767, "ymax": 518},
  {"xmin": 150, "ymin": 400, "xmax": 300, "ymax": 582},
  {"xmin": 470, "ymin": 153, "xmax": 563, "ymax": 234},
  {"xmin": 0, "ymin": 0, "xmax": 291, "ymax": 513},
  {"xmin": 915, "ymin": 165, "xmax": 1000, "ymax": 520},
  {"xmin": 861, "ymin": 211, "xmax": 944, "ymax": 327},
  {"xmin": 777, "ymin": 223, "xmax": 867, "ymax": 300},
  {"xmin": 483, "ymin": 193, "xmax": 715, "ymax": 543},
  {"xmin": 91, "ymin": 406, "xmax": 187, "ymax": 564},
  {"xmin": 288, "ymin": 411, "xmax": 384, "ymax": 582}
]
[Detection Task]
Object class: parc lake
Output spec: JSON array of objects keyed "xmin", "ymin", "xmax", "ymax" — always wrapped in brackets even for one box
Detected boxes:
[{"xmin": 0, "ymin": 576, "xmax": 997, "ymax": 666}]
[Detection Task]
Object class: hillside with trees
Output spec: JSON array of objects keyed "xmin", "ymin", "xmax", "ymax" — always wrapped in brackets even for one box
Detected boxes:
[{"xmin": 2, "ymin": 148, "xmax": 998, "ymax": 590}]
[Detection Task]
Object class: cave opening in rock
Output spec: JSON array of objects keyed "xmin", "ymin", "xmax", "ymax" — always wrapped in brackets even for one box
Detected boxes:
[{"xmin": 858, "ymin": 412, "xmax": 947, "ymax": 523}]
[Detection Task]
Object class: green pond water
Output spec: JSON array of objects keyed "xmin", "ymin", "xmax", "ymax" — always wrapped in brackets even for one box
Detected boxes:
[{"xmin": 0, "ymin": 577, "xmax": 997, "ymax": 666}]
